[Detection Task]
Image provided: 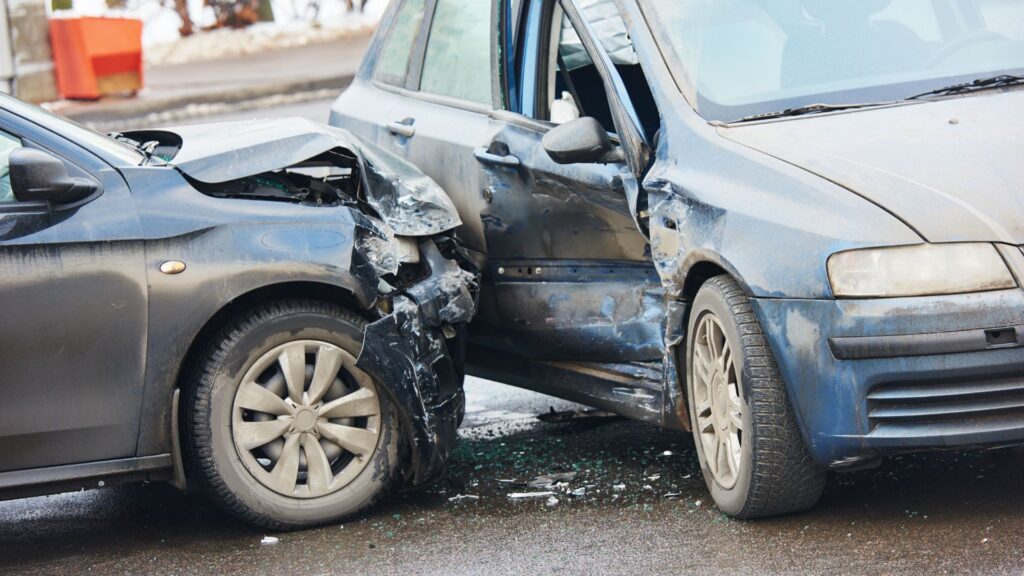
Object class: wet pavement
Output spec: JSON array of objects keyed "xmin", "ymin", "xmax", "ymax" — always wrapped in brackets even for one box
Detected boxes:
[
  {"xmin": 4, "ymin": 101, "xmax": 1022, "ymax": 575},
  {"xmin": 3, "ymin": 378, "xmax": 1024, "ymax": 575}
]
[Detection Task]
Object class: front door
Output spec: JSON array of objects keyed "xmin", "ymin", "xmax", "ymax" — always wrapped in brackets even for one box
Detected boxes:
[
  {"xmin": 471, "ymin": 0, "xmax": 663, "ymax": 363},
  {"xmin": 0, "ymin": 111, "xmax": 147, "ymax": 472}
]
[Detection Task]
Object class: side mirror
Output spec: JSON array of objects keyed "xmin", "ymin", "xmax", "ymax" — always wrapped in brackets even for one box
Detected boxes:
[
  {"xmin": 9, "ymin": 148, "xmax": 99, "ymax": 207},
  {"xmin": 542, "ymin": 117, "xmax": 625, "ymax": 165}
]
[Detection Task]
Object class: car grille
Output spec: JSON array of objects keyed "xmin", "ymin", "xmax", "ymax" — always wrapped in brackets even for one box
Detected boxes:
[{"xmin": 867, "ymin": 374, "xmax": 1024, "ymax": 434}]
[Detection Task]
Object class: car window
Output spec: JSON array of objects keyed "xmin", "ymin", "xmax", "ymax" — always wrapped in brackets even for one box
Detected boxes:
[
  {"xmin": 376, "ymin": 0, "xmax": 428, "ymax": 86},
  {"xmin": 977, "ymin": 0, "xmax": 1024, "ymax": 40},
  {"xmin": 642, "ymin": 0, "xmax": 1024, "ymax": 123},
  {"xmin": 420, "ymin": 0, "xmax": 494, "ymax": 106},
  {"xmin": 532, "ymin": 2, "xmax": 658, "ymax": 142},
  {"xmin": 0, "ymin": 131, "xmax": 22, "ymax": 203},
  {"xmin": 526, "ymin": 5, "xmax": 616, "ymax": 132},
  {"xmin": 872, "ymin": 0, "xmax": 942, "ymax": 42}
]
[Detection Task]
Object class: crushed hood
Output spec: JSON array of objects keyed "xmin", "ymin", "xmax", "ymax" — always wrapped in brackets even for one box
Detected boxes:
[
  {"xmin": 718, "ymin": 90, "xmax": 1024, "ymax": 244},
  {"xmin": 148, "ymin": 118, "xmax": 462, "ymax": 237}
]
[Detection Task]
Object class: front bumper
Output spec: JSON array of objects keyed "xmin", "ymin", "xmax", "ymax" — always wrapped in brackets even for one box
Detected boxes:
[
  {"xmin": 751, "ymin": 289, "xmax": 1024, "ymax": 467},
  {"xmin": 355, "ymin": 240, "xmax": 478, "ymax": 485}
]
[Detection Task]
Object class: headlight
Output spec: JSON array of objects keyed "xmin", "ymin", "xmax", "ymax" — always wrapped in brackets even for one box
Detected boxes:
[{"xmin": 827, "ymin": 243, "xmax": 1017, "ymax": 298}]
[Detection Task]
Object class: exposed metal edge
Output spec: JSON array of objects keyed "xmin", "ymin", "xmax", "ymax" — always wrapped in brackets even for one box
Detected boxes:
[
  {"xmin": 169, "ymin": 389, "xmax": 188, "ymax": 491},
  {"xmin": 829, "ymin": 325, "xmax": 1024, "ymax": 360},
  {"xmin": 0, "ymin": 454, "xmax": 173, "ymax": 491},
  {"xmin": 467, "ymin": 345, "xmax": 669, "ymax": 427}
]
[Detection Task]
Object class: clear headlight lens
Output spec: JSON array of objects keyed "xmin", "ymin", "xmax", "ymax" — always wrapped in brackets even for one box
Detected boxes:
[{"xmin": 827, "ymin": 243, "xmax": 1017, "ymax": 298}]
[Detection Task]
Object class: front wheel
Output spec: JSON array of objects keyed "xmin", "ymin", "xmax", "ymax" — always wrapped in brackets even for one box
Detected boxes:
[
  {"xmin": 685, "ymin": 276, "xmax": 826, "ymax": 518},
  {"xmin": 184, "ymin": 300, "xmax": 400, "ymax": 530}
]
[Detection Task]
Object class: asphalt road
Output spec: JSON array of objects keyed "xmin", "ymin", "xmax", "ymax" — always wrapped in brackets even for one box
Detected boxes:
[{"xmin": 4, "ymin": 100, "xmax": 1024, "ymax": 575}]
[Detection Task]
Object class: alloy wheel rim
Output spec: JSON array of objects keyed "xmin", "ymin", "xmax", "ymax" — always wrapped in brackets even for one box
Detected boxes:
[
  {"xmin": 231, "ymin": 340, "xmax": 382, "ymax": 499},
  {"xmin": 693, "ymin": 313, "xmax": 744, "ymax": 490}
]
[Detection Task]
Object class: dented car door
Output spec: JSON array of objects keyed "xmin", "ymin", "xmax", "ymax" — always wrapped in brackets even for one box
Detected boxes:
[{"xmin": 474, "ymin": 0, "xmax": 661, "ymax": 363}]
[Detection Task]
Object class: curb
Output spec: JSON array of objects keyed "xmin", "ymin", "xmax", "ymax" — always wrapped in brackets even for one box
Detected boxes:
[{"xmin": 53, "ymin": 74, "xmax": 355, "ymax": 125}]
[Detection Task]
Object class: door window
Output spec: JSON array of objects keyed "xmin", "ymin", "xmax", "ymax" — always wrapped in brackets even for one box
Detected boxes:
[
  {"xmin": 420, "ymin": 0, "xmax": 494, "ymax": 106},
  {"xmin": 0, "ymin": 131, "xmax": 22, "ymax": 203},
  {"xmin": 376, "ymin": 0, "xmax": 428, "ymax": 86},
  {"xmin": 527, "ymin": 2, "xmax": 658, "ymax": 142}
]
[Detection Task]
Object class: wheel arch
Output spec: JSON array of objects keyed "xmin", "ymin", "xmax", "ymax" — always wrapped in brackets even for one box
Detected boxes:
[
  {"xmin": 663, "ymin": 258, "xmax": 754, "ymax": 431},
  {"xmin": 175, "ymin": 280, "xmax": 372, "ymax": 394},
  {"xmin": 170, "ymin": 281, "xmax": 372, "ymax": 481}
]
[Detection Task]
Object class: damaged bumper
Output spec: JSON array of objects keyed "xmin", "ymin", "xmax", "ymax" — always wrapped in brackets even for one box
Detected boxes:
[
  {"xmin": 751, "ymin": 289, "xmax": 1024, "ymax": 468},
  {"xmin": 355, "ymin": 240, "xmax": 478, "ymax": 485}
]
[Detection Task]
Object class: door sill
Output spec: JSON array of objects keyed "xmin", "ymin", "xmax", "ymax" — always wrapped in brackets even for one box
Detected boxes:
[
  {"xmin": 467, "ymin": 344, "xmax": 670, "ymax": 427},
  {"xmin": 0, "ymin": 454, "xmax": 172, "ymax": 501}
]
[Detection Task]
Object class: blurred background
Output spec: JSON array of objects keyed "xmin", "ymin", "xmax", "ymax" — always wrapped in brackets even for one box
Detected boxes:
[{"xmin": 0, "ymin": 0, "xmax": 383, "ymax": 118}]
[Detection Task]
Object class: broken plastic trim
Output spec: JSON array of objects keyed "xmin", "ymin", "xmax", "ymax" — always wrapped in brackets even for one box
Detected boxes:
[{"xmin": 355, "ymin": 240, "xmax": 479, "ymax": 485}]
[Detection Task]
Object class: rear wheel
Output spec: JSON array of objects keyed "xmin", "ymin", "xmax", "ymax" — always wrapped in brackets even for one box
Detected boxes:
[
  {"xmin": 184, "ymin": 300, "xmax": 400, "ymax": 530},
  {"xmin": 685, "ymin": 275, "xmax": 826, "ymax": 518}
]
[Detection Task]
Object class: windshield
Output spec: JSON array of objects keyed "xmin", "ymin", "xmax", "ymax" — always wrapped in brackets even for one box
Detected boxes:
[
  {"xmin": 641, "ymin": 0, "xmax": 1024, "ymax": 122},
  {"xmin": 0, "ymin": 93, "xmax": 145, "ymax": 165}
]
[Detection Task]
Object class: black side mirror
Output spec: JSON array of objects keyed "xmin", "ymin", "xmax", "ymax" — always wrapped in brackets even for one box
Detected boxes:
[
  {"xmin": 542, "ymin": 117, "xmax": 625, "ymax": 165},
  {"xmin": 9, "ymin": 148, "xmax": 99, "ymax": 207}
]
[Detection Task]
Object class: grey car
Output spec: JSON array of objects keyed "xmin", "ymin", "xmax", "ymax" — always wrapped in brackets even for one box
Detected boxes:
[
  {"xmin": 0, "ymin": 96, "xmax": 478, "ymax": 529},
  {"xmin": 331, "ymin": 0, "xmax": 1024, "ymax": 517}
]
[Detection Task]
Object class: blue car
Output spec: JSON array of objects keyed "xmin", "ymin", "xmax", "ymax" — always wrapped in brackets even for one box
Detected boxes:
[{"xmin": 331, "ymin": 0, "xmax": 1024, "ymax": 517}]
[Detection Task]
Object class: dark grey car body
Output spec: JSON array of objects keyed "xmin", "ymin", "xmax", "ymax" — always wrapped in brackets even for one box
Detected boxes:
[
  {"xmin": 0, "ymin": 100, "xmax": 477, "ymax": 498},
  {"xmin": 331, "ymin": 0, "xmax": 1024, "ymax": 473}
]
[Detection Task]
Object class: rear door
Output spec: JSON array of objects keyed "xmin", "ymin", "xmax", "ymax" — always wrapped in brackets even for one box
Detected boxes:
[{"xmin": 330, "ymin": 0, "xmax": 498, "ymax": 260}]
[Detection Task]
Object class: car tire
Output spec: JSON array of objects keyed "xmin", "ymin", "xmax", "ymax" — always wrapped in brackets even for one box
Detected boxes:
[
  {"xmin": 685, "ymin": 275, "xmax": 826, "ymax": 518},
  {"xmin": 184, "ymin": 299, "xmax": 401, "ymax": 530}
]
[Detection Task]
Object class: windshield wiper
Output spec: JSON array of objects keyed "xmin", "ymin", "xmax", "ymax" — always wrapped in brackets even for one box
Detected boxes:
[
  {"xmin": 728, "ymin": 102, "xmax": 893, "ymax": 124},
  {"xmin": 108, "ymin": 132, "xmax": 166, "ymax": 165},
  {"xmin": 908, "ymin": 74, "xmax": 1024, "ymax": 100}
]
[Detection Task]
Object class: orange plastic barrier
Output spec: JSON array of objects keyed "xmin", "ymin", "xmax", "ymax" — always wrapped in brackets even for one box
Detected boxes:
[{"xmin": 49, "ymin": 17, "xmax": 144, "ymax": 100}]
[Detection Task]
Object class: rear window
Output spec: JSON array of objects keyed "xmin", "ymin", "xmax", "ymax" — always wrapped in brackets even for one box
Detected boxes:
[
  {"xmin": 375, "ymin": 0, "xmax": 428, "ymax": 86},
  {"xmin": 419, "ymin": 0, "xmax": 494, "ymax": 106}
]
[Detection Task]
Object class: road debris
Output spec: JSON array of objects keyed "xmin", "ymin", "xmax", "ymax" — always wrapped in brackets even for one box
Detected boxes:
[
  {"xmin": 527, "ymin": 472, "xmax": 578, "ymax": 489},
  {"xmin": 546, "ymin": 496, "xmax": 560, "ymax": 508},
  {"xmin": 537, "ymin": 407, "xmax": 622, "ymax": 424},
  {"xmin": 448, "ymin": 494, "xmax": 480, "ymax": 503},
  {"xmin": 260, "ymin": 536, "xmax": 279, "ymax": 546},
  {"xmin": 508, "ymin": 492, "xmax": 557, "ymax": 499}
]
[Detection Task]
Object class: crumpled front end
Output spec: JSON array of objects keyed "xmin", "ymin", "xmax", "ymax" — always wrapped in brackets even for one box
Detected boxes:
[
  {"xmin": 129, "ymin": 118, "xmax": 481, "ymax": 487},
  {"xmin": 353, "ymin": 221, "xmax": 479, "ymax": 485}
]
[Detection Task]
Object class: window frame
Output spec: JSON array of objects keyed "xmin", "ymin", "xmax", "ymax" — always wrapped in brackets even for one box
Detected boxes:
[
  {"xmin": 506, "ymin": 0, "xmax": 651, "ymax": 174},
  {"xmin": 373, "ymin": 0, "xmax": 431, "ymax": 88},
  {"xmin": 372, "ymin": 0, "xmax": 503, "ymax": 113}
]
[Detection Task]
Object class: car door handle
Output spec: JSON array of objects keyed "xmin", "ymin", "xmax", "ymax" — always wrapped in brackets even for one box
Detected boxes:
[
  {"xmin": 474, "ymin": 147, "xmax": 521, "ymax": 168},
  {"xmin": 387, "ymin": 121, "xmax": 416, "ymax": 138}
]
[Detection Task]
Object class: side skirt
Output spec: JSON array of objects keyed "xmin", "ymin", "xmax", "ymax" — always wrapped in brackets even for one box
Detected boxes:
[
  {"xmin": 0, "ymin": 455, "xmax": 172, "ymax": 501},
  {"xmin": 467, "ymin": 344, "xmax": 685, "ymax": 429}
]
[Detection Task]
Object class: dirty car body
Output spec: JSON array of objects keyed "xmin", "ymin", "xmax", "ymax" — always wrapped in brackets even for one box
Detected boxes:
[
  {"xmin": 332, "ymin": 0, "xmax": 1024, "ymax": 516},
  {"xmin": 0, "ymin": 97, "xmax": 478, "ymax": 511}
]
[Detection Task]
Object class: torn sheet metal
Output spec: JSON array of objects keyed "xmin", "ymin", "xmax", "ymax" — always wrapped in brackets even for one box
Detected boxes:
[
  {"xmin": 355, "ymin": 238, "xmax": 479, "ymax": 486},
  {"xmin": 124, "ymin": 118, "xmax": 462, "ymax": 237},
  {"xmin": 355, "ymin": 139, "xmax": 464, "ymax": 237},
  {"xmin": 126, "ymin": 119, "xmax": 480, "ymax": 487}
]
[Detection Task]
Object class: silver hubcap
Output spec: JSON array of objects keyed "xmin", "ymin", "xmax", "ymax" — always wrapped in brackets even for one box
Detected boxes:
[
  {"xmin": 231, "ymin": 340, "xmax": 382, "ymax": 499},
  {"xmin": 693, "ymin": 313, "xmax": 744, "ymax": 489}
]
